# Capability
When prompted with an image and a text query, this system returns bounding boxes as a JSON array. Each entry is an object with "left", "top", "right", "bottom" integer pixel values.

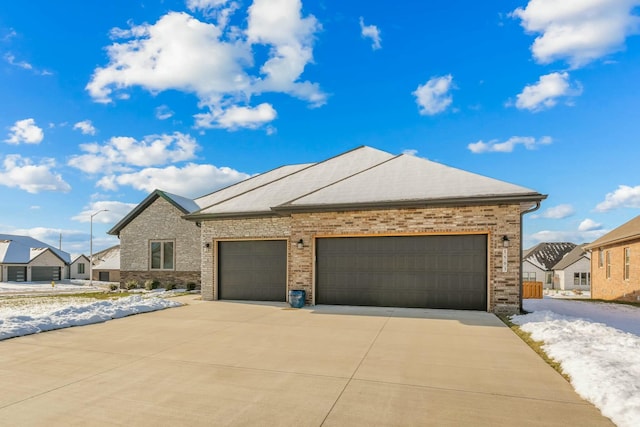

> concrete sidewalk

[{"left": 0, "top": 296, "right": 612, "bottom": 426}]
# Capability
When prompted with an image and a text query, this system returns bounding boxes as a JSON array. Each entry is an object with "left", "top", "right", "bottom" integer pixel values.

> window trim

[
  {"left": 605, "top": 250, "right": 611, "bottom": 279},
  {"left": 624, "top": 247, "right": 630, "bottom": 281},
  {"left": 149, "top": 240, "right": 175, "bottom": 271},
  {"left": 598, "top": 249, "right": 603, "bottom": 268},
  {"left": 77, "top": 263, "right": 85, "bottom": 274}
]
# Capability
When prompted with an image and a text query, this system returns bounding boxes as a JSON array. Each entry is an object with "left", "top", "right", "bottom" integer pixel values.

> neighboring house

[
  {"left": 70, "top": 255, "right": 90, "bottom": 280},
  {"left": 0, "top": 234, "right": 71, "bottom": 282},
  {"left": 109, "top": 146, "right": 546, "bottom": 314},
  {"left": 91, "top": 245, "right": 121, "bottom": 282},
  {"left": 585, "top": 215, "right": 640, "bottom": 302},
  {"left": 552, "top": 244, "right": 591, "bottom": 291},
  {"left": 522, "top": 242, "right": 576, "bottom": 288}
]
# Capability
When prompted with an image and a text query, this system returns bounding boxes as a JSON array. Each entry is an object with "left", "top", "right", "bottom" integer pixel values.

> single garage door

[
  {"left": 316, "top": 235, "right": 487, "bottom": 310},
  {"left": 7, "top": 266, "right": 27, "bottom": 282},
  {"left": 218, "top": 240, "right": 287, "bottom": 301},
  {"left": 31, "top": 266, "right": 61, "bottom": 282}
]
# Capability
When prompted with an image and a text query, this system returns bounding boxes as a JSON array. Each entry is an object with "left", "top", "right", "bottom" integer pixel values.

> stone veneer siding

[
  {"left": 119, "top": 197, "right": 202, "bottom": 287},
  {"left": 590, "top": 239, "right": 640, "bottom": 302},
  {"left": 201, "top": 204, "right": 522, "bottom": 314}
]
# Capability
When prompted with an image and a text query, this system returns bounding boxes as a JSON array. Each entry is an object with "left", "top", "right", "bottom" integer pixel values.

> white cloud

[
  {"left": 195, "top": 103, "right": 277, "bottom": 130},
  {"left": 186, "top": 0, "right": 240, "bottom": 27},
  {"left": 5, "top": 118, "right": 44, "bottom": 144},
  {"left": 73, "top": 120, "right": 97, "bottom": 135},
  {"left": 359, "top": 17, "right": 381, "bottom": 50},
  {"left": 512, "top": 0, "right": 640, "bottom": 68},
  {"left": 514, "top": 72, "right": 582, "bottom": 111},
  {"left": 155, "top": 105, "right": 174, "bottom": 120},
  {"left": 595, "top": 184, "right": 640, "bottom": 211},
  {"left": 68, "top": 132, "right": 199, "bottom": 174},
  {"left": 246, "top": 0, "right": 325, "bottom": 105},
  {"left": 532, "top": 204, "right": 576, "bottom": 219},
  {"left": 0, "top": 155, "right": 71, "bottom": 193},
  {"left": 528, "top": 228, "right": 608, "bottom": 245},
  {"left": 578, "top": 218, "right": 603, "bottom": 231},
  {"left": 413, "top": 75, "right": 454, "bottom": 116},
  {"left": 402, "top": 149, "right": 418, "bottom": 156},
  {"left": 4, "top": 53, "right": 32, "bottom": 70},
  {"left": 468, "top": 135, "right": 552, "bottom": 153},
  {"left": 87, "top": 2, "right": 324, "bottom": 130},
  {"left": 71, "top": 201, "right": 138, "bottom": 224},
  {"left": 96, "top": 163, "right": 250, "bottom": 198}
]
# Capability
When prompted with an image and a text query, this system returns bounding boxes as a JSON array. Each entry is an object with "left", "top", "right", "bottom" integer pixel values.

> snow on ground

[
  {"left": 0, "top": 293, "right": 182, "bottom": 341},
  {"left": 513, "top": 298, "right": 640, "bottom": 427},
  {"left": 0, "top": 280, "right": 110, "bottom": 295}
]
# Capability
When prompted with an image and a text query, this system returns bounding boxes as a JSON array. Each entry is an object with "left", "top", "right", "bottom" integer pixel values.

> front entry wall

[{"left": 201, "top": 204, "right": 522, "bottom": 314}]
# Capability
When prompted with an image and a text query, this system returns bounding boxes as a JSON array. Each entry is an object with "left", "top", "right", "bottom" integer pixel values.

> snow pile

[
  {"left": 0, "top": 295, "right": 181, "bottom": 340},
  {"left": 512, "top": 309, "right": 640, "bottom": 427},
  {"left": 0, "top": 280, "right": 107, "bottom": 295}
]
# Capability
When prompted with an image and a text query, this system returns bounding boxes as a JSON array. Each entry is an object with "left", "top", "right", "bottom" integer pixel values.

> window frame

[
  {"left": 523, "top": 272, "right": 536, "bottom": 281},
  {"left": 77, "top": 263, "right": 85, "bottom": 274},
  {"left": 605, "top": 250, "right": 611, "bottom": 279},
  {"left": 624, "top": 247, "right": 630, "bottom": 281},
  {"left": 149, "top": 240, "right": 175, "bottom": 271},
  {"left": 598, "top": 249, "right": 603, "bottom": 268}
]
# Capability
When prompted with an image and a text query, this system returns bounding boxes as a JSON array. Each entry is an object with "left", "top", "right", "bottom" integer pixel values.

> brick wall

[
  {"left": 119, "top": 197, "right": 201, "bottom": 286},
  {"left": 200, "top": 203, "right": 523, "bottom": 313},
  {"left": 591, "top": 239, "right": 640, "bottom": 302}
]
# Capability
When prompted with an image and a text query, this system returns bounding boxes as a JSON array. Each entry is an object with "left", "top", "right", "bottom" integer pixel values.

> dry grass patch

[{"left": 497, "top": 314, "right": 570, "bottom": 382}]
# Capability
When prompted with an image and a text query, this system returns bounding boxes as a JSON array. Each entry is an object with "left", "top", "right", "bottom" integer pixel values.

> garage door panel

[
  {"left": 316, "top": 235, "right": 487, "bottom": 310},
  {"left": 218, "top": 240, "right": 286, "bottom": 302}
]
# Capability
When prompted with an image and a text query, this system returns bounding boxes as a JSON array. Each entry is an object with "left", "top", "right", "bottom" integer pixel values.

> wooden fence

[{"left": 522, "top": 281, "right": 543, "bottom": 299}]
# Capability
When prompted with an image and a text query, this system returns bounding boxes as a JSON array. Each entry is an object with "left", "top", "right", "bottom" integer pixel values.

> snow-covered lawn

[
  {"left": 513, "top": 298, "right": 640, "bottom": 427},
  {"left": 0, "top": 279, "right": 111, "bottom": 295},
  {"left": 0, "top": 291, "right": 183, "bottom": 341}
]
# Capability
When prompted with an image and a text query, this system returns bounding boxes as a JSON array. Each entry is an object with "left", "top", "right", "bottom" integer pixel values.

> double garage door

[
  {"left": 6, "top": 266, "right": 61, "bottom": 282},
  {"left": 217, "top": 235, "right": 487, "bottom": 310}
]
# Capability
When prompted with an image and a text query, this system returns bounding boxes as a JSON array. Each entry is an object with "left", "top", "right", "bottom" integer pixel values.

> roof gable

[
  {"left": 552, "top": 244, "right": 590, "bottom": 270},
  {"left": 523, "top": 242, "right": 577, "bottom": 271},
  {"left": 280, "top": 154, "right": 542, "bottom": 210},
  {"left": 108, "top": 190, "right": 198, "bottom": 236},
  {"left": 92, "top": 245, "right": 120, "bottom": 270},
  {"left": 585, "top": 214, "right": 640, "bottom": 249}
]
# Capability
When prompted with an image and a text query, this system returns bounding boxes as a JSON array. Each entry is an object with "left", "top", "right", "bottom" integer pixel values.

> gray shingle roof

[
  {"left": 523, "top": 242, "right": 576, "bottom": 271},
  {"left": 194, "top": 163, "right": 313, "bottom": 210},
  {"left": 187, "top": 146, "right": 395, "bottom": 218},
  {"left": 0, "top": 234, "right": 71, "bottom": 264},
  {"left": 280, "top": 154, "right": 541, "bottom": 210}
]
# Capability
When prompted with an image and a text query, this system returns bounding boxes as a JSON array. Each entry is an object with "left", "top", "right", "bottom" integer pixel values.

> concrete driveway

[{"left": 0, "top": 296, "right": 612, "bottom": 426}]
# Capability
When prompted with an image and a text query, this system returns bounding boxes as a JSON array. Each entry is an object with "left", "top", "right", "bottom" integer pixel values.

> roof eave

[
  {"left": 272, "top": 193, "right": 547, "bottom": 214},
  {"left": 584, "top": 234, "right": 640, "bottom": 250},
  {"left": 184, "top": 211, "right": 283, "bottom": 221}
]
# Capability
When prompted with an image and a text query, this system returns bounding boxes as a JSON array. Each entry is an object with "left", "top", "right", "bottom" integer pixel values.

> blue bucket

[{"left": 289, "top": 290, "right": 305, "bottom": 308}]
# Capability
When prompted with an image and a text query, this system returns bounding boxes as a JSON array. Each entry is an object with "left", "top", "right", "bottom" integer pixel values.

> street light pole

[{"left": 89, "top": 209, "right": 108, "bottom": 285}]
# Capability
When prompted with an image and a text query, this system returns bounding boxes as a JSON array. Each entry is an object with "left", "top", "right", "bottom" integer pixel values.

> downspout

[{"left": 520, "top": 201, "right": 542, "bottom": 313}]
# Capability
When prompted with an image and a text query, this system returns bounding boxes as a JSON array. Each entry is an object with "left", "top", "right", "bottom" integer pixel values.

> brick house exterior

[
  {"left": 200, "top": 204, "right": 525, "bottom": 313},
  {"left": 110, "top": 191, "right": 201, "bottom": 287},
  {"left": 112, "top": 147, "right": 545, "bottom": 314},
  {"left": 585, "top": 215, "right": 640, "bottom": 302}
]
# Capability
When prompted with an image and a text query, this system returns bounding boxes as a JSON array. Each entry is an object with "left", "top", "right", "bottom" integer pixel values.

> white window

[
  {"left": 523, "top": 272, "right": 536, "bottom": 281},
  {"left": 150, "top": 240, "right": 174, "bottom": 270},
  {"left": 77, "top": 263, "right": 85, "bottom": 274}
]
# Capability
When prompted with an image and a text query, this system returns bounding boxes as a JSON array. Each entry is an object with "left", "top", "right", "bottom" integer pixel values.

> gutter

[{"left": 520, "top": 201, "right": 542, "bottom": 313}]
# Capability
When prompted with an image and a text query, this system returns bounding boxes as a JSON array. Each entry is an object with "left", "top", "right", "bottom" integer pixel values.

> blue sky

[{"left": 1, "top": 0, "right": 639, "bottom": 258}]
